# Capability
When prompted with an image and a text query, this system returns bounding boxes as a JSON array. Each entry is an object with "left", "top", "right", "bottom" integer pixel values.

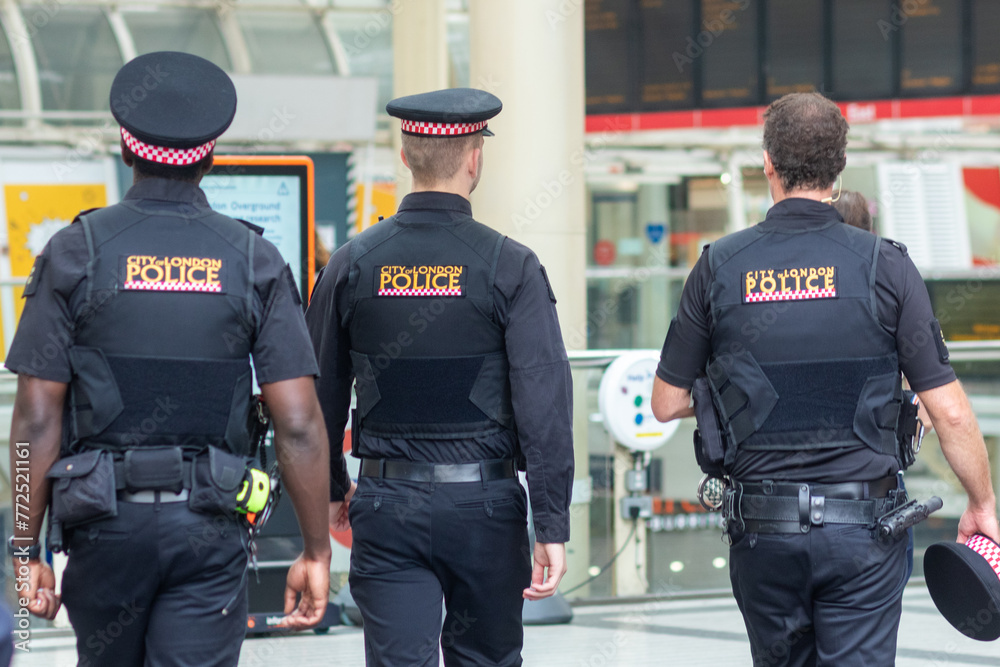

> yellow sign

[
  {"left": 354, "top": 182, "right": 396, "bottom": 235},
  {"left": 376, "top": 265, "right": 465, "bottom": 296},
  {"left": 3, "top": 184, "right": 107, "bottom": 353},
  {"left": 122, "top": 256, "right": 224, "bottom": 293},
  {"left": 743, "top": 266, "right": 837, "bottom": 303}
]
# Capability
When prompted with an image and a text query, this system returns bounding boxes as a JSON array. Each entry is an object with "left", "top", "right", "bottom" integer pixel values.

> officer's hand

[
  {"left": 15, "top": 559, "right": 60, "bottom": 620},
  {"left": 329, "top": 481, "right": 356, "bottom": 533},
  {"left": 957, "top": 503, "right": 1000, "bottom": 544},
  {"left": 523, "top": 542, "right": 567, "bottom": 601},
  {"left": 282, "top": 554, "right": 330, "bottom": 629}
]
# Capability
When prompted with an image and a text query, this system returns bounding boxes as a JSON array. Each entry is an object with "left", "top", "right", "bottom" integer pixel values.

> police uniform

[
  {"left": 5, "top": 52, "right": 318, "bottom": 666},
  {"left": 307, "top": 89, "right": 574, "bottom": 667},
  {"left": 658, "top": 198, "right": 955, "bottom": 665}
]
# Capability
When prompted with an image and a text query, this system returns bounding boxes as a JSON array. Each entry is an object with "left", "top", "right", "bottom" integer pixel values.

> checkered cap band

[
  {"left": 967, "top": 534, "right": 1000, "bottom": 581},
  {"left": 401, "top": 119, "right": 488, "bottom": 136},
  {"left": 121, "top": 128, "right": 215, "bottom": 166}
]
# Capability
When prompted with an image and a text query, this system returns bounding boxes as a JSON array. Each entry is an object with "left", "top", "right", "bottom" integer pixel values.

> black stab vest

[
  {"left": 347, "top": 211, "right": 513, "bottom": 442},
  {"left": 69, "top": 203, "right": 259, "bottom": 455},
  {"left": 705, "top": 218, "right": 902, "bottom": 468}
]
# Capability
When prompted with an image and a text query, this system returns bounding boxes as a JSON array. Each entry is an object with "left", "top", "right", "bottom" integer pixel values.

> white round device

[{"left": 597, "top": 352, "right": 679, "bottom": 452}]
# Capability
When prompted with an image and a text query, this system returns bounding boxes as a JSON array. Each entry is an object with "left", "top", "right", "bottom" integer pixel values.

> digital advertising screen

[{"left": 201, "top": 156, "right": 315, "bottom": 303}]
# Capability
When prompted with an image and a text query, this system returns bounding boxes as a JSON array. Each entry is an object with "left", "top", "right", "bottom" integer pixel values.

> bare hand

[
  {"left": 14, "top": 559, "right": 60, "bottom": 620},
  {"left": 282, "top": 554, "right": 330, "bottom": 629},
  {"left": 957, "top": 503, "right": 1000, "bottom": 545},
  {"left": 523, "top": 542, "right": 567, "bottom": 601},
  {"left": 329, "top": 481, "right": 356, "bottom": 533}
]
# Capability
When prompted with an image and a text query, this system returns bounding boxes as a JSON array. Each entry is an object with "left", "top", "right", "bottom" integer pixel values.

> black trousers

[
  {"left": 61, "top": 500, "right": 248, "bottom": 667},
  {"left": 729, "top": 524, "right": 908, "bottom": 666},
  {"left": 349, "top": 475, "right": 532, "bottom": 667}
]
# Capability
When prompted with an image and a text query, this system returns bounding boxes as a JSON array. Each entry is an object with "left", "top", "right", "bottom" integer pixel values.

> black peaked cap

[
  {"left": 387, "top": 88, "right": 501, "bottom": 136},
  {"left": 110, "top": 51, "right": 237, "bottom": 149},
  {"left": 924, "top": 534, "right": 1000, "bottom": 641}
]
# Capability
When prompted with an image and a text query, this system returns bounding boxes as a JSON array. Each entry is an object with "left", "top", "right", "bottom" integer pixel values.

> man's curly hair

[{"left": 763, "top": 93, "right": 848, "bottom": 192}]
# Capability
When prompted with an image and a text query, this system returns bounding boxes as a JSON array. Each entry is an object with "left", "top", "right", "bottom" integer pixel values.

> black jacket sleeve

[
  {"left": 495, "top": 240, "right": 574, "bottom": 544},
  {"left": 304, "top": 244, "right": 354, "bottom": 502}
]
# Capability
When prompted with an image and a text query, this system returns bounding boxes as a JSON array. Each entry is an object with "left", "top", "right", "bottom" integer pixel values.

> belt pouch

[
  {"left": 189, "top": 446, "right": 247, "bottom": 516},
  {"left": 47, "top": 449, "right": 118, "bottom": 527},
  {"left": 123, "top": 447, "right": 184, "bottom": 492}
]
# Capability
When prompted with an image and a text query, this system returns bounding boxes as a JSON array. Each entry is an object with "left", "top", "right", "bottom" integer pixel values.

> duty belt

[
  {"left": 723, "top": 476, "right": 904, "bottom": 534},
  {"left": 359, "top": 458, "right": 516, "bottom": 484}
]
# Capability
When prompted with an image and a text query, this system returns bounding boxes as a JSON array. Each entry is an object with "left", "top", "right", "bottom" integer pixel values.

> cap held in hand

[{"left": 924, "top": 533, "right": 1000, "bottom": 641}]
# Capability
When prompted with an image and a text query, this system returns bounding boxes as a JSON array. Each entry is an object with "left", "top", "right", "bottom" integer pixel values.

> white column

[
  {"left": 469, "top": 0, "right": 591, "bottom": 594},
  {"left": 468, "top": 0, "right": 587, "bottom": 352},
  {"left": 391, "top": 0, "right": 449, "bottom": 201}
]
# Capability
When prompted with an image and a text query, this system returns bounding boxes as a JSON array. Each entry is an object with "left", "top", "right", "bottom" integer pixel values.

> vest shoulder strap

[
  {"left": 869, "top": 235, "right": 881, "bottom": 318},
  {"left": 78, "top": 211, "right": 98, "bottom": 306},
  {"left": 444, "top": 219, "right": 506, "bottom": 310},
  {"left": 346, "top": 216, "right": 405, "bottom": 321}
]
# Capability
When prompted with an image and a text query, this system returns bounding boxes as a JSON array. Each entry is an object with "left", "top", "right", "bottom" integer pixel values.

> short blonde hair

[{"left": 401, "top": 133, "right": 482, "bottom": 184}]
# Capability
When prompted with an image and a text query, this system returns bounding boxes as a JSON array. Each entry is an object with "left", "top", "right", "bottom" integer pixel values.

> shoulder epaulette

[
  {"left": 236, "top": 218, "right": 265, "bottom": 236},
  {"left": 72, "top": 207, "right": 103, "bottom": 223},
  {"left": 883, "top": 238, "right": 908, "bottom": 256}
]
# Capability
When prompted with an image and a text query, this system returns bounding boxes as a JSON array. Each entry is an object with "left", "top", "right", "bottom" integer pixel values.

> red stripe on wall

[{"left": 586, "top": 95, "right": 1000, "bottom": 134}]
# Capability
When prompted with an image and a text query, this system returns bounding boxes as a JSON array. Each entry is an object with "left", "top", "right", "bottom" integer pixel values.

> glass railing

[{"left": 567, "top": 345, "right": 1000, "bottom": 599}]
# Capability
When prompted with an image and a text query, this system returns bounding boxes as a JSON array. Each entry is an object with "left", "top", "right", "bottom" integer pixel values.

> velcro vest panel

[
  {"left": 706, "top": 220, "right": 901, "bottom": 464},
  {"left": 347, "top": 212, "right": 512, "bottom": 439},
  {"left": 69, "top": 204, "right": 258, "bottom": 455}
]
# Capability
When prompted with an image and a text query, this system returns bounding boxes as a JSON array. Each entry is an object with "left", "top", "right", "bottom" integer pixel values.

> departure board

[
  {"left": 831, "top": 0, "right": 894, "bottom": 100},
  {"left": 900, "top": 0, "right": 962, "bottom": 96},
  {"left": 638, "top": 0, "right": 695, "bottom": 110},
  {"left": 765, "top": 0, "right": 822, "bottom": 100},
  {"left": 582, "top": 0, "right": 1000, "bottom": 116},
  {"left": 700, "top": 0, "right": 759, "bottom": 107},
  {"left": 972, "top": 0, "right": 1000, "bottom": 93},
  {"left": 585, "top": 0, "right": 632, "bottom": 113}
]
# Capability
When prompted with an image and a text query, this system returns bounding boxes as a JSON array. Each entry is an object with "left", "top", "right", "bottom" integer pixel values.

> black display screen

[
  {"left": 584, "top": 0, "right": 1000, "bottom": 115},
  {"left": 700, "top": 0, "right": 760, "bottom": 107},
  {"left": 765, "top": 0, "right": 823, "bottom": 100},
  {"left": 585, "top": 0, "right": 633, "bottom": 114},
  {"left": 831, "top": 0, "right": 894, "bottom": 100},
  {"left": 638, "top": 0, "right": 696, "bottom": 110},
  {"left": 972, "top": 0, "right": 1000, "bottom": 93},
  {"left": 900, "top": 0, "right": 963, "bottom": 96}
]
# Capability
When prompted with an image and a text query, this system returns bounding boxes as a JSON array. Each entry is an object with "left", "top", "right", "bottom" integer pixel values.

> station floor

[{"left": 14, "top": 584, "right": 1000, "bottom": 666}]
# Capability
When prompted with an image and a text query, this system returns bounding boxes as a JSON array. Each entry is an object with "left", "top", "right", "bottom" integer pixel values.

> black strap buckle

[{"left": 723, "top": 481, "right": 745, "bottom": 534}]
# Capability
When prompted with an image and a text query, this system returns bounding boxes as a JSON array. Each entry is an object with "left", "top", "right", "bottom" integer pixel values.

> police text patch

[
  {"left": 376, "top": 265, "right": 465, "bottom": 297},
  {"left": 121, "top": 255, "right": 225, "bottom": 293},
  {"left": 742, "top": 267, "right": 837, "bottom": 303}
]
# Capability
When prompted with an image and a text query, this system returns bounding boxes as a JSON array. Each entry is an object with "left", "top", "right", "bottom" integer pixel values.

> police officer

[
  {"left": 651, "top": 92, "right": 1000, "bottom": 665},
  {"left": 7, "top": 52, "right": 335, "bottom": 666},
  {"left": 306, "top": 88, "right": 574, "bottom": 666}
]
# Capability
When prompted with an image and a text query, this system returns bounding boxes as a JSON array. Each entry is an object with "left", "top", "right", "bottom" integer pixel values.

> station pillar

[
  {"left": 391, "top": 0, "right": 449, "bottom": 200},
  {"left": 469, "top": 1, "right": 590, "bottom": 596}
]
